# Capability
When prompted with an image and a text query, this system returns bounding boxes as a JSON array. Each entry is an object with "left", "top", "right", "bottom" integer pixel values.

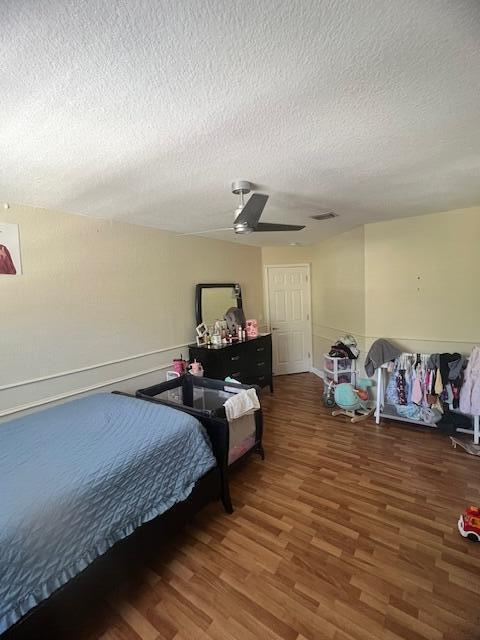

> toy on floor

[
  {"left": 332, "top": 378, "right": 374, "bottom": 423},
  {"left": 323, "top": 380, "right": 336, "bottom": 408},
  {"left": 458, "top": 506, "right": 480, "bottom": 541}
]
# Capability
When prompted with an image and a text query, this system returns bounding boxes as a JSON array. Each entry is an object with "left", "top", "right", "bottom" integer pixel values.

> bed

[{"left": 0, "top": 392, "right": 223, "bottom": 635}]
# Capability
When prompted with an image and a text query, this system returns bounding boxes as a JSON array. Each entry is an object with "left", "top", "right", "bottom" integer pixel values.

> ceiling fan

[{"left": 181, "top": 181, "right": 305, "bottom": 236}]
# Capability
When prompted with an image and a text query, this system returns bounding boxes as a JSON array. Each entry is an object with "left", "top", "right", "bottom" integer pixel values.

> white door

[{"left": 266, "top": 265, "right": 312, "bottom": 375}]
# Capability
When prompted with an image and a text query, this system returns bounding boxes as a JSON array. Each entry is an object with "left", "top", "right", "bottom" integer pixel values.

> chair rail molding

[
  {"left": 0, "top": 361, "right": 176, "bottom": 418},
  {"left": 0, "top": 342, "right": 190, "bottom": 391}
]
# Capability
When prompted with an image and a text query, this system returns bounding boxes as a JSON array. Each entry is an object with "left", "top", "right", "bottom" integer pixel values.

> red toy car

[{"left": 458, "top": 506, "right": 480, "bottom": 541}]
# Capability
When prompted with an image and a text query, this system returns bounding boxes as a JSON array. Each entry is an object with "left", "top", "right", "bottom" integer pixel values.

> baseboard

[{"left": 310, "top": 367, "right": 324, "bottom": 379}]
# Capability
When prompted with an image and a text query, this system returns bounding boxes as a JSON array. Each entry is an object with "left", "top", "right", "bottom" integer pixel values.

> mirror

[{"left": 195, "top": 283, "right": 243, "bottom": 328}]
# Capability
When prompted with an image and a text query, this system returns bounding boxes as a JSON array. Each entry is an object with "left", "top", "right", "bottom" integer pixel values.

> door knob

[{"left": 272, "top": 327, "right": 278, "bottom": 331}]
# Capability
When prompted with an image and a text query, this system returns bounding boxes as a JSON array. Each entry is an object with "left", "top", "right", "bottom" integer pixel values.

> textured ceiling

[{"left": 1, "top": 0, "right": 480, "bottom": 246}]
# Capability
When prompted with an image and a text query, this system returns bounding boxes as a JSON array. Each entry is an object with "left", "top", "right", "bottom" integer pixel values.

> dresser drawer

[
  {"left": 225, "top": 350, "right": 245, "bottom": 366},
  {"left": 248, "top": 358, "right": 269, "bottom": 375},
  {"left": 244, "top": 373, "right": 270, "bottom": 388},
  {"left": 251, "top": 343, "right": 270, "bottom": 361},
  {"left": 244, "top": 337, "right": 271, "bottom": 373}
]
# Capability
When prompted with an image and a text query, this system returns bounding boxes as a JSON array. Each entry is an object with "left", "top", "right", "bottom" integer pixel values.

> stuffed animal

[{"left": 332, "top": 379, "right": 374, "bottom": 423}]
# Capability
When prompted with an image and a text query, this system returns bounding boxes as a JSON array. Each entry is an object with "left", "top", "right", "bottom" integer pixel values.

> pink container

[
  {"left": 172, "top": 358, "right": 187, "bottom": 374},
  {"left": 246, "top": 319, "right": 258, "bottom": 338}
]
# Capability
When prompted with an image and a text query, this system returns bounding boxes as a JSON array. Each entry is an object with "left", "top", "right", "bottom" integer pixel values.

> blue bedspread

[{"left": 0, "top": 393, "right": 216, "bottom": 633}]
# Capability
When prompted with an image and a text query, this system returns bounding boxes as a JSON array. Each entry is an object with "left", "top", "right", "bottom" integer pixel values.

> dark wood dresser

[{"left": 189, "top": 333, "right": 273, "bottom": 392}]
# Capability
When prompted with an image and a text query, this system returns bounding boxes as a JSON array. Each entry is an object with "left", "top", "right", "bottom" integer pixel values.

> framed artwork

[
  {"left": 0, "top": 223, "right": 22, "bottom": 275},
  {"left": 196, "top": 335, "right": 207, "bottom": 346},
  {"left": 195, "top": 322, "right": 208, "bottom": 346},
  {"left": 195, "top": 322, "right": 208, "bottom": 337}
]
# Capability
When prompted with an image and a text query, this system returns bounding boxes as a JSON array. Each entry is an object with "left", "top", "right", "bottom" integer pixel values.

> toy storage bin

[
  {"left": 324, "top": 370, "right": 354, "bottom": 385},
  {"left": 323, "top": 354, "right": 356, "bottom": 386},
  {"left": 324, "top": 355, "right": 352, "bottom": 372}
]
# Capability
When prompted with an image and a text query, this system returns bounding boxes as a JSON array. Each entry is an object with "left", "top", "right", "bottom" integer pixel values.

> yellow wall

[
  {"left": 262, "top": 230, "right": 366, "bottom": 370},
  {"left": 364, "top": 206, "right": 480, "bottom": 356},
  {"left": 262, "top": 207, "right": 480, "bottom": 376},
  {"left": 0, "top": 205, "right": 263, "bottom": 417},
  {"left": 261, "top": 245, "right": 313, "bottom": 265},
  {"left": 3, "top": 204, "right": 478, "bottom": 418},
  {"left": 311, "top": 226, "right": 366, "bottom": 370}
]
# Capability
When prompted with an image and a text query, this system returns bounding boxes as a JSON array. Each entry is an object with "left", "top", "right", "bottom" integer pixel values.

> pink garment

[
  {"left": 460, "top": 346, "right": 480, "bottom": 415},
  {"left": 412, "top": 372, "right": 423, "bottom": 405}
]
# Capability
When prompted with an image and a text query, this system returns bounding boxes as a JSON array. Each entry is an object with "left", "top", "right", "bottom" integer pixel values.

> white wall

[{"left": 0, "top": 205, "right": 263, "bottom": 418}]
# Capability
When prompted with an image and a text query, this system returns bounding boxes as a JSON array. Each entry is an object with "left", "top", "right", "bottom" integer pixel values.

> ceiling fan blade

[
  {"left": 235, "top": 193, "right": 269, "bottom": 226},
  {"left": 254, "top": 222, "right": 305, "bottom": 232},
  {"left": 176, "top": 227, "right": 233, "bottom": 236}
]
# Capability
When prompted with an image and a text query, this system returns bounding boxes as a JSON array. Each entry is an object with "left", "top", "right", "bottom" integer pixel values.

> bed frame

[{"left": 1, "top": 392, "right": 230, "bottom": 640}]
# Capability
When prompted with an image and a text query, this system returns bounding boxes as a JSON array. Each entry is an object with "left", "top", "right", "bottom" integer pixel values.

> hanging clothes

[
  {"left": 428, "top": 353, "right": 466, "bottom": 406},
  {"left": 411, "top": 369, "right": 423, "bottom": 405},
  {"left": 460, "top": 346, "right": 480, "bottom": 415},
  {"left": 451, "top": 380, "right": 462, "bottom": 409},
  {"left": 434, "top": 369, "right": 443, "bottom": 395},
  {"left": 424, "top": 369, "right": 431, "bottom": 405},
  {"left": 396, "top": 370, "right": 408, "bottom": 405},
  {"left": 383, "top": 351, "right": 470, "bottom": 420},
  {"left": 365, "top": 339, "right": 402, "bottom": 377}
]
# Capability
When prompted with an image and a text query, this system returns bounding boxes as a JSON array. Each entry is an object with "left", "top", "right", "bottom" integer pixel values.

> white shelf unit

[
  {"left": 375, "top": 363, "right": 480, "bottom": 444},
  {"left": 323, "top": 354, "right": 357, "bottom": 386}
]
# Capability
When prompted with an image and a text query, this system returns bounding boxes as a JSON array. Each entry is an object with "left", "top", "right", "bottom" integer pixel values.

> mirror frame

[{"left": 195, "top": 283, "right": 243, "bottom": 326}]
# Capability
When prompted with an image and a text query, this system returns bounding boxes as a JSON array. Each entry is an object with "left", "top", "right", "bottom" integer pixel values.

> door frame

[{"left": 263, "top": 263, "right": 313, "bottom": 375}]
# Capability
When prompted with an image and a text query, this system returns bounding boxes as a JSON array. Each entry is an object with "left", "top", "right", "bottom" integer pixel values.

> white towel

[{"left": 224, "top": 388, "right": 260, "bottom": 421}]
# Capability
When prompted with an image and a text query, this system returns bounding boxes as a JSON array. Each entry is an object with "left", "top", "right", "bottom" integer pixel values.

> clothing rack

[{"left": 374, "top": 355, "right": 480, "bottom": 444}]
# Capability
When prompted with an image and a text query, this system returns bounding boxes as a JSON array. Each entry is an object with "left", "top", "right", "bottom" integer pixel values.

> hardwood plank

[{"left": 11, "top": 373, "right": 480, "bottom": 640}]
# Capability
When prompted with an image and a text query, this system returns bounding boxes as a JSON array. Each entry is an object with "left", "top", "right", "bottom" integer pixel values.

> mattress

[{"left": 0, "top": 393, "right": 216, "bottom": 633}]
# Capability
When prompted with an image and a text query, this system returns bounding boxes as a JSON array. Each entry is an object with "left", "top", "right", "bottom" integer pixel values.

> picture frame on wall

[{"left": 0, "top": 223, "right": 22, "bottom": 275}]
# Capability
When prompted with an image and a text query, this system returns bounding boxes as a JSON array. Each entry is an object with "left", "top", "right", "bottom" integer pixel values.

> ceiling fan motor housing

[{"left": 231, "top": 180, "right": 252, "bottom": 195}]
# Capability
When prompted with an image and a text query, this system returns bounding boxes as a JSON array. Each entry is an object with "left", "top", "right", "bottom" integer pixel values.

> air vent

[{"left": 310, "top": 212, "right": 337, "bottom": 221}]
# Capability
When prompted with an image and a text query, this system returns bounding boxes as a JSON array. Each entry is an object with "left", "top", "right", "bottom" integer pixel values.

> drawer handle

[
  {"left": 231, "top": 355, "right": 240, "bottom": 361},
  {"left": 257, "top": 361, "right": 265, "bottom": 367},
  {"left": 256, "top": 347, "right": 265, "bottom": 352}
]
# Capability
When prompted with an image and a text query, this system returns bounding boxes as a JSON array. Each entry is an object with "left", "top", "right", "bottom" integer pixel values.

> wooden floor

[{"left": 13, "top": 374, "right": 480, "bottom": 639}]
